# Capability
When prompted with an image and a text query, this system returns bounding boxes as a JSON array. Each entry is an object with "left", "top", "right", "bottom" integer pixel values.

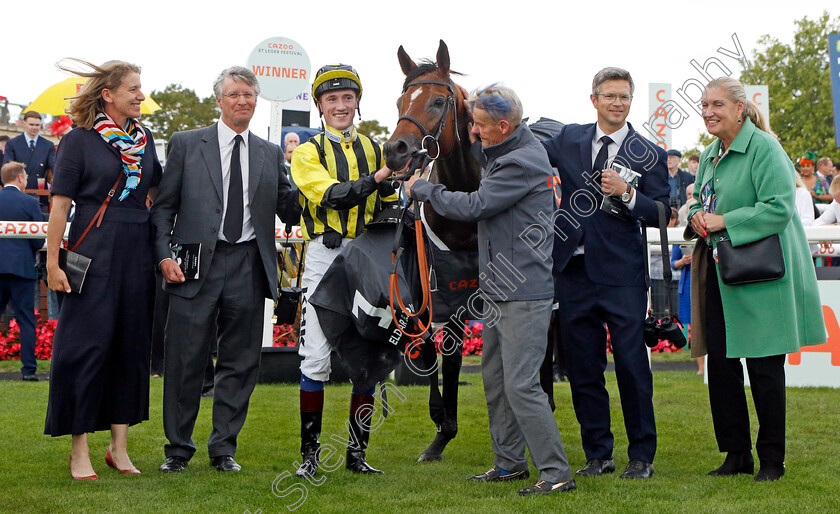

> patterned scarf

[{"left": 93, "top": 112, "right": 146, "bottom": 201}]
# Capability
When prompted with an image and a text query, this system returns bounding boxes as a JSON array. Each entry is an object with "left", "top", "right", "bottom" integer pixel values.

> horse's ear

[
  {"left": 397, "top": 45, "right": 416, "bottom": 76},
  {"left": 436, "top": 40, "right": 450, "bottom": 75}
]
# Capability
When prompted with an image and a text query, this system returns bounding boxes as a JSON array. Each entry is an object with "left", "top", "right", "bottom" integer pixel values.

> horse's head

[{"left": 383, "top": 40, "right": 469, "bottom": 171}]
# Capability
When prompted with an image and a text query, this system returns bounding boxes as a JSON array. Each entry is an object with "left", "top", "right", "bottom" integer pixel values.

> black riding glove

[{"left": 322, "top": 230, "right": 343, "bottom": 249}]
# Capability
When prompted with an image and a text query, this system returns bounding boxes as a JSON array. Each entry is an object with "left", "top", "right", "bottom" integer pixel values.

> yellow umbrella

[{"left": 23, "top": 77, "right": 161, "bottom": 116}]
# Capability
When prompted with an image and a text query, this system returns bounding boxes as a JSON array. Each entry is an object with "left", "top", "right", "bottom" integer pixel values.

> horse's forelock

[{"left": 402, "top": 59, "right": 462, "bottom": 92}]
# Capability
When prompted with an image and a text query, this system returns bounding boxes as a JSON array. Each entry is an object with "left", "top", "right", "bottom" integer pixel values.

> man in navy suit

[
  {"left": 542, "top": 67, "right": 670, "bottom": 479},
  {"left": 0, "top": 162, "right": 45, "bottom": 380},
  {"left": 2, "top": 111, "right": 56, "bottom": 212}
]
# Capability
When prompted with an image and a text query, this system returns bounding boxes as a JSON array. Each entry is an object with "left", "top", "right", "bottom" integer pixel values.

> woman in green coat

[{"left": 686, "top": 77, "right": 824, "bottom": 482}]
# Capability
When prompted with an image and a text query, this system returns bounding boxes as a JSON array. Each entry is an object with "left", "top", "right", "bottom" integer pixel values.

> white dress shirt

[
  {"left": 217, "top": 120, "right": 255, "bottom": 243},
  {"left": 592, "top": 123, "right": 636, "bottom": 209},
  {"left": 575, "top": 122, "right": 637, "bottom": 255}
]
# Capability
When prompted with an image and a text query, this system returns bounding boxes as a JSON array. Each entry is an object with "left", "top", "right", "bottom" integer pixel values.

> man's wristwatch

[{"left": 620, "top": 183, "right": 632, "bottom": 203}]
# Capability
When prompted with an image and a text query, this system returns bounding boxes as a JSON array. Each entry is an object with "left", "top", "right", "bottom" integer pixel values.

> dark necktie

[
  {"left": 29, "top": 139, "right": 35, "bottom": 151},
  {"left": 593, "top": 135, "right": 613, "bottom": 171},
  {"left": 580, "top": 135, "right": 614, "bottom": 247},
  {"left": 224, "top": 134, "right": 244, "bottom": 243}
]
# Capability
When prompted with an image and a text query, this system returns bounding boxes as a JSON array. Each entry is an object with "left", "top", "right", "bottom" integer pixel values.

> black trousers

[{"left": 705, "top": 250, "right": 786, "bottom": 463}]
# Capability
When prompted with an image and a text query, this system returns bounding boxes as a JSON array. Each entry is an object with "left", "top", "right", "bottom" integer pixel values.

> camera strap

[
  {"left": 643, "top": 202, "right": 675, "bottom": 317},
  {"left": 281, "top": 227, "right": 306, "bottom": 289},
  {"left": 656, "top": 201, "right": 674, "bottom": 317}
]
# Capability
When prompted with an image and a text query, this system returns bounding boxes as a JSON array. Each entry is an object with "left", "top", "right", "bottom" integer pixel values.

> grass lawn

[
  {"left": 3, "top": 367, "right": 839, "bottom": 513},
  {"left": 0, "top": 358, "right": 52, "bottom": 374}
]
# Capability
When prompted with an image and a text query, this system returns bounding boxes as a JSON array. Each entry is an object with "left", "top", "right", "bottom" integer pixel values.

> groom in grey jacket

[
  {"left": 405, "top": 84, "right": 573, "bottom": 496},
  {"left": 151, "top": 66, "right": 299, "bottom": 473}
]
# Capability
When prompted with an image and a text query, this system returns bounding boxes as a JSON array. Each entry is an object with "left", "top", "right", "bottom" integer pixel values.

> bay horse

[{"left": 383, "top": 40, "right": 483, "bottom": 461}]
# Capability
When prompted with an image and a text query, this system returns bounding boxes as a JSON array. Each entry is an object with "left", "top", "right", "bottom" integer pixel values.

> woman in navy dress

[{"left": 44, "top": 59, "right": 161, "bottom": 480}]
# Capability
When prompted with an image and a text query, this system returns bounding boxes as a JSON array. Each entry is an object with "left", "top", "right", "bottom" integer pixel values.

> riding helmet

[{"left": 312, "top": 64, "right": 363, "bottom": 101}]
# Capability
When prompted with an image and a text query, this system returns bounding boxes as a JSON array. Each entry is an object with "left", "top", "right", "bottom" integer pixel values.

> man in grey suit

[
  {"left": 151, "top": 66, "right": 299, "bottom": 473},
  {"left": 405, "top": 85, "right": 574, "bottom": 496}
]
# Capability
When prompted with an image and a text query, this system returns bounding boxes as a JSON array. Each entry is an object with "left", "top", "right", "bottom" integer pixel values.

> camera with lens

[{"left": 644, "top": 311, "right": 687, "bottom": 349}]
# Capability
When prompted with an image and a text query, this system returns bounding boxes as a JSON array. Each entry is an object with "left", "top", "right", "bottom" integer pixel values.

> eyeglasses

[
  {"left": 223, "top": 92, "right": 256, "bottom": 100},
  {"left": 597, "top": 93, "right": 633, "bottom": 104}
]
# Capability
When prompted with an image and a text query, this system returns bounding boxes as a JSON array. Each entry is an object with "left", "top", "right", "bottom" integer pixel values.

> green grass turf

[
  {"left": 0, "top": 358, "right": 52, "bottom": 374},
  {"left": 2, "top": 369, "right": 839, "bottom": 513}
]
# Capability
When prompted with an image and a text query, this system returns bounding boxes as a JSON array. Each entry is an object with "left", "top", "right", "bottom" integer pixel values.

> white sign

[
  {"left": 284, "top": 90, "right": 313, "bottom": 112},
  {"left": 247, "top": 37, "right": 311, "bottom": 102},
  {"left": 645, "top": 83, "right": 672, "bottom": 151},
  {"left": 744, "top": 84, "right": 770, "bottom": 126}
]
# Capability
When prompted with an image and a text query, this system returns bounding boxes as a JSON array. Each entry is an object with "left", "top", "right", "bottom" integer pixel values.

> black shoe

[
  {"left": 201, "top": 387, "right": 214, "bottom": 398},
  {"left": 21, "top": 374, "right": 39, "bottom": 382},
  {"left": 552, "top": 371, "right": 567, "bottom": 383},
  {"left": 575, "top": 458, "right": 615, "bottom": 476},
  {"left": 754, "top": 462, "right": 785, "bottom": 482},
  {"left": 708, "top": 452, "right": 754, "bottom": 476},
  {"left": 467, "top": 466, "right": 530, "bottom": 482},
  {"left": 346, "top": 450, "right": 383, "bottom": 474},
  {"left": 518, "top": 479, "right": 576, "bottom": 496},
  {"left": 159, "top": 456, "right": 189, "bottom": 473},
  {"left": 210, "top": 455, "right": 241, "bottom": 472},
  {"left": 620, "top": 459, "right": 654, "bottom": 479},
  {"left": 296, "top": 446, "right": 319, "bottom": 477}
]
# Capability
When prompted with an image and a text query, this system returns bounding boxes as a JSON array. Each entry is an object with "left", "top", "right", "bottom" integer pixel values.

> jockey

[{"left": 291, "top": 63, "right": 399, "bottom": 477}]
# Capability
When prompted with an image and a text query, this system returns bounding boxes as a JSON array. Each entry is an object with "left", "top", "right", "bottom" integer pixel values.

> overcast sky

[{"left": 2, "top": 0, "right": 832, "bottom": 152}]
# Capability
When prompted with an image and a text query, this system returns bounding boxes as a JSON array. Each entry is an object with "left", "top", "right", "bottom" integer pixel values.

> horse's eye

[{"left": 434, "top": 97, "right": 446, "bottom": 108}]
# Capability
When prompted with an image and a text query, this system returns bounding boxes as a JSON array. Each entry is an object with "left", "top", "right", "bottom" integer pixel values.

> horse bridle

[
  {"left": 388, "top": 79, "right": 463, "bottom": 340},
  {"left": 396, "top": 79, "right": 461, "bottom": 165}
]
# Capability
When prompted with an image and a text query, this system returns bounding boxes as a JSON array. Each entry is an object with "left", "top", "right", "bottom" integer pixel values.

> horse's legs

[{"left": 418, "top": 319, "right": 463, "bottom": 461}]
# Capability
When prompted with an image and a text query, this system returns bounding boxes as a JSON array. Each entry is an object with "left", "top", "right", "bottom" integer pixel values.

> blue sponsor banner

[{"left": 830, "top": 33, "right": 840, "bottom": 148}]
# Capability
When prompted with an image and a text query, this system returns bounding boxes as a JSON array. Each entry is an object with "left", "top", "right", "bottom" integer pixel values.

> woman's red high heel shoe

[
  {"left": 69, "top": 456, "right": 98, "bottom": 481},
  {"left": 105, "top": 448, "right": 141, "bottom": 475}
]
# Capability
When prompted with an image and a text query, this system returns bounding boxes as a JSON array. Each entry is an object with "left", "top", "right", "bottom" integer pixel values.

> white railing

[
  {"left": 4, "top": 221, "right": 840, "bottom": 246},
  {"left": 0, "top": 220, "right": 306, "bottom": 245}
]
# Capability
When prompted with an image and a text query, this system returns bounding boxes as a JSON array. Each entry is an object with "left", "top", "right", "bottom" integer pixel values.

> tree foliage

[
  {"left": 740, "top": 11, "right": 840, "bottom": 162},
  {"left": 144, "top": 84, "right": 219, "bottom": 141},
  {"left": 357, "top": 119, "right": 390, "bottom": 144},
  {"left": 681, "top": 132, "right": 716, "bottom": 164}
]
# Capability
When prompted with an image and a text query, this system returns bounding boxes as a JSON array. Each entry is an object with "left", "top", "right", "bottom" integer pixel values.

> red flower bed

[
  {"left": 272, "top": 324, "right": 298, "bottom": 347},
  {"left": 431, "top": 320, "right": 483, "bottom": 356},
  {"left": 0, "top": 310, "right": 55, "bottom": 361}
]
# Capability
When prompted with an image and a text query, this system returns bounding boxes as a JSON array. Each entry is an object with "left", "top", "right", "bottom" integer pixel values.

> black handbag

[
  {"left": 716, "top": 234, "right": 785, "bottom": 285},
  {"left": 275, "top": 228, "right": 306, "bottom": 325}
]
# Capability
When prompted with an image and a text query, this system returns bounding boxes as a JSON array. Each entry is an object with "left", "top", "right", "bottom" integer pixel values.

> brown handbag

[{"left": 58, "top": 174, "right": 123, "bottom": 293}]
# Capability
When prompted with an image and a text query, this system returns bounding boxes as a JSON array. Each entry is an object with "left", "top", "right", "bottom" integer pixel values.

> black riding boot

[
  {"left": 296, "top": 390, "right": 324, "bottom": 477},
  {"left": 346, "top": 392, "right": 383, "bottom": 474}
]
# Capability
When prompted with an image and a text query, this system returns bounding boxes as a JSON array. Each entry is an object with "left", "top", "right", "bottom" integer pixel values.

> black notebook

[
  {"left": 58, "top": 248, "right": 91, "bottom": 294},
  {"left": 171, "top": 243, "right": 201, "bottom": 280}
]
